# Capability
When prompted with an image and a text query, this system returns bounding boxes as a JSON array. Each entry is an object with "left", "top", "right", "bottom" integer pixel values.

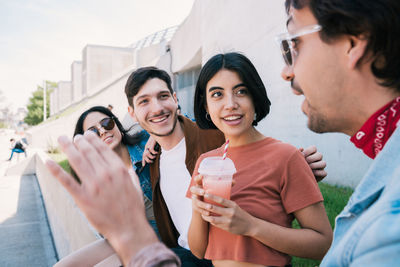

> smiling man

[
  {"left": 126, "top": 66, "right": 224, "bottom": 267},
  {"left": 279, "top": 0, "right": 400, "bottom": 265}
]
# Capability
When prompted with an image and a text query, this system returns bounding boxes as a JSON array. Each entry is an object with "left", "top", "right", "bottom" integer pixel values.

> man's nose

[
  {"left": 150, "top": 99, "right": 164, "bottom": 113},
  {"left": 281, "top": 64, "right": 294, "bottom": 81}
]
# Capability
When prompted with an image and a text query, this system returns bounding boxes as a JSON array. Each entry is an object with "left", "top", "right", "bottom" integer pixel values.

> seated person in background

[
  {"left": 187, "top": 53, "right": 332, "bottom": 267},
  {"left": 54, "top": 106, "right": 156, "bottom": 267},
  {"left": 7, "top": 138, "right": 27, "bottom": 161}
]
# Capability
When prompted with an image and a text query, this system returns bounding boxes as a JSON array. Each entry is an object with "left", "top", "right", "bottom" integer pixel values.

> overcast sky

[{"left": 0, "top": 0, "right": 194, "bottom": 112}]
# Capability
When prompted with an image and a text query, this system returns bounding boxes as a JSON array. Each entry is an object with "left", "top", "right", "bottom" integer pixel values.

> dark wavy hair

[
  {"left": 71, "top": 106, "right": 143, "bottom": 182},
  {"left": 125, "top": 66, "right": 174, "bottom": 108},
  {"left": 194, "top": 52, "right": 271, "bottom": 129},
  {"left": 73, "top": 105, "right": 141, "bottom": 146},
  {"left": 285, "top": 0, "right": 400, "bottom": 92}
]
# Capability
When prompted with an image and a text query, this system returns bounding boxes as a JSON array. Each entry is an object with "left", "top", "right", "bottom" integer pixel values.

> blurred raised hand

[{"left": 46, "top": 132, "right": 158, "bottom": 266}]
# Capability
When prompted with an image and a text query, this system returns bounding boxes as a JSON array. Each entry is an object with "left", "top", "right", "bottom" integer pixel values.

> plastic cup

[{"left": 198, "top": 156, "right": 236, "bottom": 206}]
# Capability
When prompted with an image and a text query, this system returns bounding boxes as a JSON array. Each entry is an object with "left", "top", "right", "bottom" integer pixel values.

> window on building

[{"left": 174, "top": 67, "right": 201, "bottom": 120}]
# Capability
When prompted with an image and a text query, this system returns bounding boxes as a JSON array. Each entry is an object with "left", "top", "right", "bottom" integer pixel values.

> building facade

[{"left": 41, "top": 0, "right": 371, "bottom": 187}]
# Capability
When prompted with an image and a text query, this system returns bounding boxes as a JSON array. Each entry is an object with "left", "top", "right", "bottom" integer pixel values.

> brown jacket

[{"left": 149, "top": 116, "right": 225, "bottom": 248}]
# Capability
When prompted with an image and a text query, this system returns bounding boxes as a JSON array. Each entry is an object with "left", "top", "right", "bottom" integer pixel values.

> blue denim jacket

[
  {"left": 321, "top": 127, "right": 400, "bottom": 266},
  {"left": 126, "top": 131, "right": 160, "bottom": 237},
  {"left": 127, "top": 131, "right": 152, "bottom": 201}
]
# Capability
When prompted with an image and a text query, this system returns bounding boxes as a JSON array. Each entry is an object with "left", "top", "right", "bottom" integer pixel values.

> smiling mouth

[
  {"left": 103, "top": 136, "right": 113, "bottom": 143},
  {"left": 223, "top": 115, "right": 242, "bottom": 121},
  {"left": 149, "top": 113, "right": 170, "bottom": 123}
]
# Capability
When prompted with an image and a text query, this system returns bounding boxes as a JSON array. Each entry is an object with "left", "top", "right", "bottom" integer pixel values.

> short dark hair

[
  {"left": 194, "top": 52, "right": 271, "bottom": 129},
  {"left": 125, "top": 66, "right": 173, "bottom": 107},
  {"left": 285, "top": 0, "right": 400, "bottom": 92},
  {"left": 73, "top": 105, "right": 141, "bottom": 146}
]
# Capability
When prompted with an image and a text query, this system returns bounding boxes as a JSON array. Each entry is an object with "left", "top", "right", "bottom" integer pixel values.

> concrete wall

[
  {"left": 34, "top": 151, "right": 98, "bottom": 258},
  {"left": 27, "top": 67, "right": 136, "bottom": 150},
  {"left": 27, "top": 42, "right": 163, "bottom": 150},
  {"left": 37, "top": 0, "right": 371, "bottom": 189},
  {"left": 71, "top": 61, "right": 83, "bottom": 102},
  {"left": 50, "top": 87, "right": 61, "bottom": 116},
  {"left": 50, "top": 89, "right": 57, "bottom": 116},
  {"left": 57, "top": 81, "right": 73, "bottom": 111},
  {"left": 5, "top": 151, "right": 98, "bottom": 258},
  {"left": 136, "top": 43, "right": 163, "bottom": 67},
  {"left": 166, "top": 0, "right": 372, "bottom": 188},
  {"left": 82, "top": 45, "right": 135, "bottom": 97}
]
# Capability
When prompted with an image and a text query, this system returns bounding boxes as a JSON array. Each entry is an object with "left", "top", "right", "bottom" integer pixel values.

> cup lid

[{"left": 198, "top": 156, "right": 236, "bottom": 176}]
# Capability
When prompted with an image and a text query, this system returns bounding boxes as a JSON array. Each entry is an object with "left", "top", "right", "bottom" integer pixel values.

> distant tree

[{"left": 24, "top": 81, "right": 56, "bottom": 125}]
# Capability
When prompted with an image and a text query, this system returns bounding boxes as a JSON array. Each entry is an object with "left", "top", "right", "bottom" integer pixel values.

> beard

[
  {"left": 302, "top": 98, "right": 332, "bottom": 134},
  {"left": 146, "top": 110, "right": 179, "bottom": 137},
  {"left": 307, "top": 112, "right": 329, "bottom": 133},
  {"left": 306, "top": 106, "right": 343, "bottom": 134}
]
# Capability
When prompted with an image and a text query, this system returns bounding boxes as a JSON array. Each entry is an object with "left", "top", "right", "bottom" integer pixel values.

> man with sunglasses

[{"left": 279, "top": 0, "right": 400, "bottom": 265}]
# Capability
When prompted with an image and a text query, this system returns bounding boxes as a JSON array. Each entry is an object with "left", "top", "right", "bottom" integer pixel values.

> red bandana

[{"left": 350, "top": 97, "right": 400, "bottom": 159}]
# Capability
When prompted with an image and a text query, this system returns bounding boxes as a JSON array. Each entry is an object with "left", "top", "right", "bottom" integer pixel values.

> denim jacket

[
  {"left": 321, "top": 127, "right": 400, "bottom": 266},
  {"left": 127, "top": 131, "right": 152, "bottom": 201},
  {"left": 126, "top": 131, "right": 160, "bottom": 237}
]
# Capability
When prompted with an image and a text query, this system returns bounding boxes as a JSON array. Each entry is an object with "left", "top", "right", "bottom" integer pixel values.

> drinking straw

[{"left": 222, "top": 139, "right": 230, "bottom": 160}]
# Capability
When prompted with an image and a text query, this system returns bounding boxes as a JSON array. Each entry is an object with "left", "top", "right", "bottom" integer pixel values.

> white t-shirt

[{"left": 159, "top": 137, "right": 192, "bottom": 249}]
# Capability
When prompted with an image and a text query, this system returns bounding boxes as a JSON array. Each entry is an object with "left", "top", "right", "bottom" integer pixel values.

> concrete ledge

[
  {"left": 16, "top": 151, "right": 99, "bottom": 259},
  {"left": 5, "top": 155, "right": 36, "bottom": 176}
]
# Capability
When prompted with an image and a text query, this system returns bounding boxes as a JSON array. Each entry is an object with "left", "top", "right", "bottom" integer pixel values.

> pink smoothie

[
  {"left": 203, "top": 176, "right": 232, "bottom": 206},
  {"left": 198, "top": 156, "right": 236, "bottom": 207}
]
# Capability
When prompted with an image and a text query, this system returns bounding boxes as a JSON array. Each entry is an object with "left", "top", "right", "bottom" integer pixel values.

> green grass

[
  {"left": 48, "top": 153, "right": 71, "bottom": 173},
  {"left": 291, "top": 183, "right": 354, "bottom": 267}
]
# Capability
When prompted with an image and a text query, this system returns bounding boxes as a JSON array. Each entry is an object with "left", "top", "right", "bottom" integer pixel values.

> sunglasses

[
  {"left": 86, "top": 117, "right": 115, "bottom": 136},
  {"left": 275, "top": 24, "right": 322, "bottom": 66}
]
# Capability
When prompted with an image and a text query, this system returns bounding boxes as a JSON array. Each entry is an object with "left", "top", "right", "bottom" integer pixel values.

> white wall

[
  {"left": 167, "top": 0, "right": 372, "bottom": 187},
  {"left": 82, "top": 45, "right": 135, "bottom": 97},
  {"left": 50, "top": 90, "right": 57, "bottom": 116},
  {"left": 28, "top": 67, "right": 136, "bottom": 150},
  {"left": 71, "top": 61, "right": 83, "bottom": 102},
  {"left": 35, "top": 152, "right": 98, "bottom": 258},
  {"left": 39, "top": 0, "right": 371, "bottom": 188},
  {"left": 57, "top": 81, "right": 72, "bottom": 111}
]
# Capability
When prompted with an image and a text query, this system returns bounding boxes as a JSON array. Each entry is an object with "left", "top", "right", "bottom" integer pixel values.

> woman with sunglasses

[
  {"left": 187, "top": 53, "right": 332, "bottom": 267},
  {"left": 55, "top": 106, "right": 156, "bottom": 267}
]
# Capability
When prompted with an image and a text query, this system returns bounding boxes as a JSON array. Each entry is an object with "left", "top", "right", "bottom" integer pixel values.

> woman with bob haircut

[
  {"left": 55, "top": 105, "right": 157, "bottom": 267},
  {"left": 187, "top": 52, "right": 332, "bottom": 267}
]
